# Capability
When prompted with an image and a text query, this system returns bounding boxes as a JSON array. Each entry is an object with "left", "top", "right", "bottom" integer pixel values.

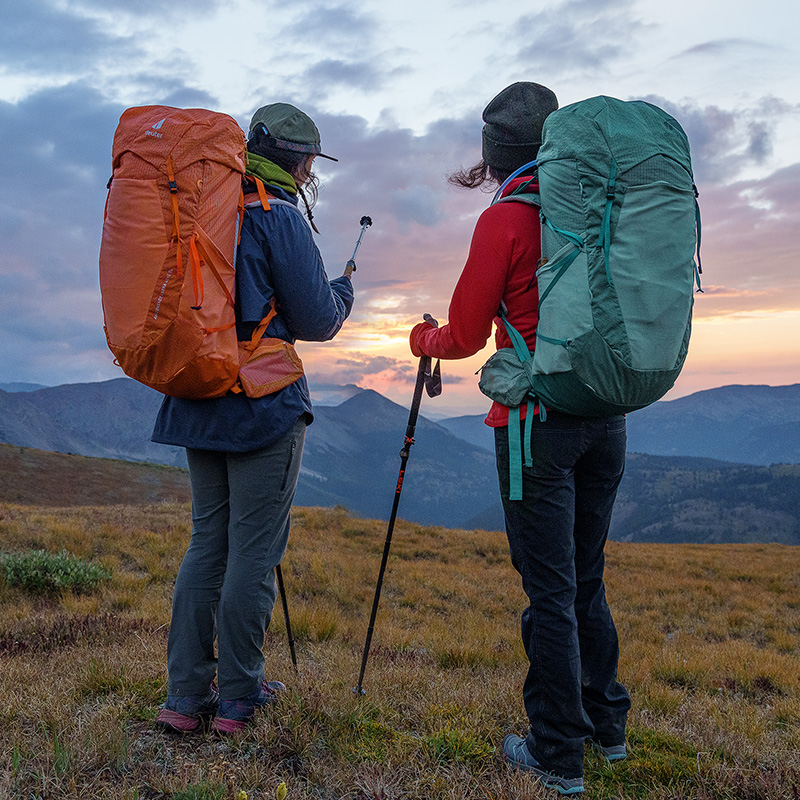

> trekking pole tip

[{"left": 352, "top": 685, "right": 367, "bottom": 696}]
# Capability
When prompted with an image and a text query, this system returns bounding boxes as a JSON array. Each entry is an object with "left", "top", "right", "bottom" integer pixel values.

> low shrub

[{"left": 0, "top": 548, "right": 111, "bottom": 595}]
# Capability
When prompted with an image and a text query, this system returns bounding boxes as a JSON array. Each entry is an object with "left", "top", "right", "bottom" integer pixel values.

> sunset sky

[{"left": 1, "top": 0, "right": 798, "bottom": 415}]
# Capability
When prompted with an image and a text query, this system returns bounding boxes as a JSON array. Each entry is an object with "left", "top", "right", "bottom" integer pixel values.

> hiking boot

[
  {"left": 155, "top": 684, "right": 219, "bottom": 733},
  {"left": 211, "top": 680, "right": 286, "bottom": 734},
  {"left": 502, "top": 734, "right": 585, "bottom": 795},
  {"left": 590, "top": 739, "right": 627, "bottom": 761}
]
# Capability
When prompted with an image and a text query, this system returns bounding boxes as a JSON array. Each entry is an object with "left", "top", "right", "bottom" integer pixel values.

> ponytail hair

[{"left": 448, "top": 159, "right": 512, "bottom": 191}]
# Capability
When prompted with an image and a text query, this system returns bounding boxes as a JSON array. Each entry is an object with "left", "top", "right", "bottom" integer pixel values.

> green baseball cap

[{"left": 249, "top": 102, "right": 338, "bottom": 162}]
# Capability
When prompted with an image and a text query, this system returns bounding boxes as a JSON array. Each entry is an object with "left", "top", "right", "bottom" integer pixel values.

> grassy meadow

[{"left": 1, "top": 500, "right": 800, "bottom": 799}]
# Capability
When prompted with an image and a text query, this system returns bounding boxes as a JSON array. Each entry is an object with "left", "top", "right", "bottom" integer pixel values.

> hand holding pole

[{"left": 422, "top": 314, "right": 442, "bottom": 397}]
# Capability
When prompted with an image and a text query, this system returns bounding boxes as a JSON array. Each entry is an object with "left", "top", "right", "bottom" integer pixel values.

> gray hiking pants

[{"left": 166, "top": 418, "right": 306, "bottom": 700}]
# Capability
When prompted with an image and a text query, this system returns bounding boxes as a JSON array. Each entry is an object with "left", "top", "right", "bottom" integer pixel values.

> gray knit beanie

[{"left": 482, "top": 82, "right": 559, "bottom": 172}]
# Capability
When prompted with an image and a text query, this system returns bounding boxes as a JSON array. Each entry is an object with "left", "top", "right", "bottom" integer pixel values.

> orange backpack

[{"left": 100, "top": 106, "right": 303, "bottom": 399}]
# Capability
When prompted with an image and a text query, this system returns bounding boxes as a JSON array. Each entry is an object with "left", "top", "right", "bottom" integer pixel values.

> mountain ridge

[
  {"left": 1, "top": 379, "right": 799, "bottom": 540},
  {"left": 438, "top": 384, "right": 800, "bottom": 466}
]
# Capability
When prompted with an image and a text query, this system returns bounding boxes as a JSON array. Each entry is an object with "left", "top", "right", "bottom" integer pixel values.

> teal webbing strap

[
  {"left": 538, "top": 216, "right": 583, "bottom": 309},
  {"left": 598, "top": 160, "right": 618, "bottom": 286},
  {"left": 498, "top": 309, "right": 532, "bottom": 362},
  {"left": 536, "top": 332, "right": 569, "bottom": 346},
  {"left": 510, "top": 178, "right": 537, "bottom": 196},
  {"left": 496, "top": 316, "right": 536, "bottom": 496},
  {"left": 537, "top": 248, "right": 581, "bottom": 307},
  {"left": 523, "top": 400, "right": 534, "bottom": 468},
  {"left": 543, "top": 215, "right": 583, "bottom": 249},
  {"left": 508, "top": 406, "right": 523, "bottom": 501}
]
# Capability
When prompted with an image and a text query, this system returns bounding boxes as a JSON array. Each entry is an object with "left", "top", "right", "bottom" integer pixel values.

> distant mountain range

[
  {"left": 1, "top": 379, "right": 799, "bottom": 542},
  {"left": 0, "top": 382, "right": 49, "bottom": 393},
  {"left": 438, "top": 384, "right": 800, "bottom": 466},
  {"left": 466, "top": 454, "right": 800, "bottom": 544},
  {"left": 0, "top": 379, "right": 185, "bottom": 467},
  {"left": 300, "top": 390, "right": 496, "bottom": 526}
]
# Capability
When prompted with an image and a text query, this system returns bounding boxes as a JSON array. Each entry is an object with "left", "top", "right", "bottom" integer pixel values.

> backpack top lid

[
  {"left": 537, "top": 95, "right": 693, "bottom": 179},
  {"left": 111, "top": 105, "right": 246, "bottom": 175}
]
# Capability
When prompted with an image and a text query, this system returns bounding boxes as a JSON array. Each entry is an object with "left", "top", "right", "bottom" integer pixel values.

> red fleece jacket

[{"left": 410, "top": 179, "right": 541, "bottom": 426}]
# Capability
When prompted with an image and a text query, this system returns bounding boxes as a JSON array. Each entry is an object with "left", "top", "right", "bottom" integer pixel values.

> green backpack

[{"left": 478, "top": 95, "right": 701, "bottom": 499}]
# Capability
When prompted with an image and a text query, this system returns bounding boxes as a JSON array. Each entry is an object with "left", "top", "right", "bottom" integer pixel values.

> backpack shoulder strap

[
  {"left": 496, "top": 191, "right": 541, "bottom": 207},
  {"left": 242, "top": 176, "right": 304, "bottom": 217},
  {"left": 242, "top": 176, "right": 273, "bottom": 210},
  {"left": 493, "top": 175, "right": 541, "bottom": 208}
]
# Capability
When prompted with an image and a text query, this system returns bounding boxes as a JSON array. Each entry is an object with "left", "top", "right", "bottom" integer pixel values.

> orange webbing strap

[
  {"left": 254, "top": 178, "right": 272, "bottom": 211},
  {"left": 204, "top": 320, "right": 237, "bottom": 334},
  {"left": 242, "top": 176, "right": 274, "bottom": 210},
  {"left": 192, "top": 235, "right": 236, "bottom": 332},
  {"left": 165, "top": 155, "right": 183, "bottom": 278},
  {"left": 243, "top": 297, "right": 278, "bottom": 352},
  {"left": 188, "top": 236, "right": 205, "bottom": 310}
]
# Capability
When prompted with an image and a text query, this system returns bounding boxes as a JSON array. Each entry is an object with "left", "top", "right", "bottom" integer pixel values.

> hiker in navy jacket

[
  {"left": 153, "top": 103, "right": 353, "bottom": 734},
  {"left": 411, "top": 83, "right": 630, "bottom": 794}
]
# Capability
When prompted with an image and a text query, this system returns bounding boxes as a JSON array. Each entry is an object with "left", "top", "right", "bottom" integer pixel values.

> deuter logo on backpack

[{"left": 145, "top": 117, "right": 166, "bottom": 139}]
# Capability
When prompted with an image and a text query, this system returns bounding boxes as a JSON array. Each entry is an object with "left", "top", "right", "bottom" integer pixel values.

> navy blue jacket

[{"left": 152, "top": 185, "right": 354, "bottom": 452}]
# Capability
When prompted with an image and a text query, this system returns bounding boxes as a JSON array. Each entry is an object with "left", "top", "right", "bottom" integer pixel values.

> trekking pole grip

[{"left": 421, "top": 314, "right": 442, "bottom": 397}]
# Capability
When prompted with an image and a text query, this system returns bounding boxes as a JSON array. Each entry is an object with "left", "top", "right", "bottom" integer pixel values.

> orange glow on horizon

[{"left": 299, "top": 310, "right": 800, "bottom": 414}]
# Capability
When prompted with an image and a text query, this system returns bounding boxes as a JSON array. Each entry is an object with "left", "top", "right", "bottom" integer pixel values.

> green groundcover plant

[{"left": 0, "top": 548, "right": 111, "bottom": 594}]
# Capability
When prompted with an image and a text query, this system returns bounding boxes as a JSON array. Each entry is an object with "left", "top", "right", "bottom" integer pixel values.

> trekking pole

[
  {"left": 343, "top": 216, "right": 373, "bottom": 278},
  {"left": 275, "top": 564, "right": 298, "bottom": 672},
  {"left": 353, "top": 315, "right": 442, "bottom": 695}
]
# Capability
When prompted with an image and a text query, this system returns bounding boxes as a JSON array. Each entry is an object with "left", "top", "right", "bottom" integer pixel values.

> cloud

[
  {"left": 637, "top": 95, "right": 800, "bottom": 185},
  {"left": 336, "top": 354, "right": 413, "bottom": 375},
  {"left": 74, "top": 0, "right": 222, "bottom": 11},
  {"left": 296, "top": 59, "right": 406, "bottom": 98},
  {"left": 686, "top": 163, "right": 800, "bottom": 319},
  {"left": 280, "top": 2, "right": 378, "bottom": 45},
  {"left": 678, "top": 38, "right": 776, "bottom": 58},
  {"left": 0, "top": 1, "right": 138, "bottom": 73},
  {"left": 304, "top": 107, "right": 484, "bottom": 292},
  {"left": 307, "top": 351, "right": 465, "bottom": 387},
  {"left": 698, "top": 286, "right": 769, "bottom": 299},
  {"left": 512, "top": 0, "right": 647, "bottom": 73},
  {"left": 0, "top": 83, "right": 124, "bottom": 290},
  {"left": 309, "top": 352, "right": 416, "bottom": 384},
  {"left": 120, "top": 77, "right": 221, "bottom": 111},
  {"left": 0, "top": 82, "right": 127, "bottom": 382}
]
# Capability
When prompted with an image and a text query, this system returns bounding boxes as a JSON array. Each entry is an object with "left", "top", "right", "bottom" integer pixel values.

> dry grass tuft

[{"left": 1, "top": 502, "right": 800, "bottom": 798}]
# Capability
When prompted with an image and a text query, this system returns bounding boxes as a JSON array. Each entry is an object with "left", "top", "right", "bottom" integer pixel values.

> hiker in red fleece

[{"left": 410, "top": 82, "right": 630, "bottom": 795}]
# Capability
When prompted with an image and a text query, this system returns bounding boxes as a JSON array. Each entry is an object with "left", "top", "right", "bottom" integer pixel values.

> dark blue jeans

[{"left": 495, "top": 410, "right": 630, "bottom": 778}]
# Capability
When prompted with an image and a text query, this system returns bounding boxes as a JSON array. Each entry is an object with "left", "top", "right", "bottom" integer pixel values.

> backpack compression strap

[
  {"left": 228, "top": 296, "right": 281, "bottom": 396},
  {"left": 165, "top": 155, "right": 184, "bottom": 279},
  {"left": 496, "top": 308, "right": 545, "bottom": 501}
]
